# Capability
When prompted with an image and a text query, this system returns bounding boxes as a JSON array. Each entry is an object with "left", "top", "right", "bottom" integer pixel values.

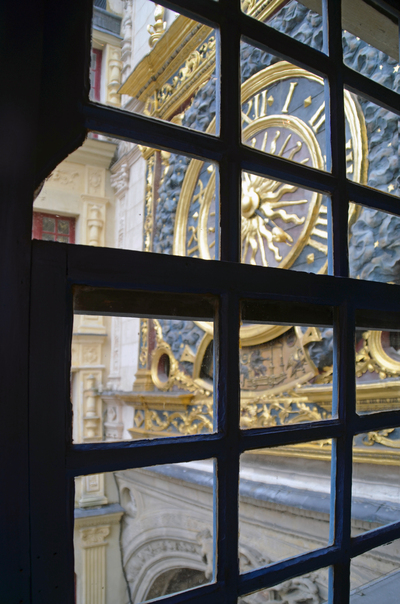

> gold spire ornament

[{"left": 147, "top": 5, "right": 166, "bottom": 48}]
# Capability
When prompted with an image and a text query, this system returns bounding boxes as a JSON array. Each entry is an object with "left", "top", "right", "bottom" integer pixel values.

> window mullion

[
  {"left": 347, "top": 180, "right": 400, "bottom": 217},
  {"left": 219, "top": 0, "right": 241, "bottom": 264},
  {"left": 351, "top": 520, "right": 400, "bottom": 559},
  {"left": 241, "top": 144, "right": 336, "bottom": 195},
  {"left": 66, "top": 436, "right": 224, "bottom": 476},
  {"left": 240, "top": 10, "right": 333, "bottom": 78},
  {"left": 216, "top": 293, "right": 241, "bottom": 602},
  {"left": 331, "top": 302, "right": 356, "bottom": 604},
  {"left": 82, "top": 103, "right": 224, "bottom": 164},
  {"left": 343, "top": 66, "right": 400, "bottom": 118},
  {"left": 324, "top": 0, "right": 349, "bottom": 280},
  {"left": 29, "top": 243, "right": 74, "bottom": 604}
]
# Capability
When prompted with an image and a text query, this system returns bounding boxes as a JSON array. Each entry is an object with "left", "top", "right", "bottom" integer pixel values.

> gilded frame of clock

[{"left": 173, "top": 61, "right": 368, "bottom": 346}]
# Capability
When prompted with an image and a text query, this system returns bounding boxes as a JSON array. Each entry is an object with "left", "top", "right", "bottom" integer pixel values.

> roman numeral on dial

[
  {"left": 282, "top": 82, "right": 298, "bottom": 113},
  {"left": 242, "top": 90, "right": 274, "bottom": 124},
  {"left": 308, "top": 102, "right": 325, "bottom": 133}
]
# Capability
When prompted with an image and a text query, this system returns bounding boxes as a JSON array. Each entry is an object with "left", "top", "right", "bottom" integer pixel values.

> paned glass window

[
  {"left": 32, "top": 212, "right": 75, "bottom": 243},
  {"left": 27, "top": 1, "right": 400, "bottom": 604},
  {"left": 90, "top": 48, "right": 103, "bottom": 102}
]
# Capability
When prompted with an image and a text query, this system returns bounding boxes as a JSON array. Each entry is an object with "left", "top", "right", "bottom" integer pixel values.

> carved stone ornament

[
  {"left": 240, "top": 573, "right": 323, "bottom": 604},
  {"left": 82, "top": 345, "right": 100, "bottom": 365},
  {"left": 147, "top": 5, "right": 166, "bottom": 48},
  {"left": 110, "top": 162, "right": 129, "bottom": 197},
  {"left": 126, "top": 538, "right": 201, "bottom": 580},
  {"left": 48, "top": 167, "right": 81, "bottom": 188},
  {"left": 87, "top": 167, "right": 103, "bottom": 196},
  {"left": 121, "top": 0, "right": 133, "bottom": 82},
  {"left": 80, "top": 526, "right": 110, "bottom": 548},
  {"left": 87, "top": 205, "right": 104, "bottom": 247}
]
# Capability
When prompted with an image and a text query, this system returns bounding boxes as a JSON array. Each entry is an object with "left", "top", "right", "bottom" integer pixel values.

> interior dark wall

[
  {"left": 35, "top": 0, "right": 92, "bottom": 187},
  {"left": 0, "top": 0, "right": 91, "bottom": 599}
]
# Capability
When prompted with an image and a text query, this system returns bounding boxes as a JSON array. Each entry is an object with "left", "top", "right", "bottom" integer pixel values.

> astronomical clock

[
  {"left": 119, "top": 0, "right": 400, "bottom": 458},
  {"left": 174, "top": 61, "right": 366, "bottom": 276}
]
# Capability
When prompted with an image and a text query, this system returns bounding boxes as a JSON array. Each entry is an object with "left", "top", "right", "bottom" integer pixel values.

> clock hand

[{"left": 254, "top": 209, "right": 279, "bottom": 231}]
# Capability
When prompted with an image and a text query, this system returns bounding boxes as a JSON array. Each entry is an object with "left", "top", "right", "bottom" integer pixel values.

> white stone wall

[
  {"left": 125, "top": 150, "right": 145, "bottom": 252},
  {"left": 108, "top": 145, "right": 147, "bottom": 393},
  {"left": 131, "top": 0, "right": 159, "bottom": 70},
  {"left": 131, "top": 0, "right": 179, "bottom": 72},
  {"left": 120, "top": 317, "right": 141, "bottom": 392}
]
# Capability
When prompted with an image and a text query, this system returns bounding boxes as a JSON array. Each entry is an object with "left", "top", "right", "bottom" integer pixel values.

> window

[
  {"left": 89, "top": 48, "right": 102, "bottom": 102},
  {"left": 4, "top": 0, "right": 400, "bottom": 603},
  {"left": 32, "top": 212, "right": 75, "bottom": 243}
]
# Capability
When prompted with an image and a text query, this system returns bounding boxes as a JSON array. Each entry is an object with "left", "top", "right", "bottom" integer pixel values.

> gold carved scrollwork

[
  {"left": 240, "top": 391, "right": 328, "bottom": 430},
  {"left": 151, "top": 320, "right": 213, "bottom": 396},
  {"left": 145, "top": 37, "right": 216, "bottom": 117},
  {"left": 147, "top": 325, "right": 400, "bottom": 450},
  {"left": 143, "top": 154, "right": 156, "bottom": 252},
  {"left": 146, "top": 400, "right": 213, "bottom": 435},
  {"left": 147, "top": 5, "right": 166, "bottom": 48},
  {"left": 356, "top": 331, "right": 400, "bottom": 380},
  {"left": 363, "top": 429, "right": 400, "bottom": 449},
  {"left": 147, "top": 320, "right": 213, "bottom": 435},
  {"left": 241, "top": 0, "right": 257, "bottom": 13},
  {"left": 139, "top": 319, "right": 149, "bottom": 368},
  {"left": 145, "top": 319, "right": 213, "bottom": 434}
]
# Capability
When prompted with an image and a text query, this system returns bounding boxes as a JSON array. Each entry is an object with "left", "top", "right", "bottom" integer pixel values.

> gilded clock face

[{"left": 173, "top": 61, "right": 367, "bottom": 343}]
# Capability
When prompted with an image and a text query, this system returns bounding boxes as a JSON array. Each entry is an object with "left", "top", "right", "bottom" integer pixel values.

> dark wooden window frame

[{"left": 15, "top": 0, "right": 400, "bottom": 603}]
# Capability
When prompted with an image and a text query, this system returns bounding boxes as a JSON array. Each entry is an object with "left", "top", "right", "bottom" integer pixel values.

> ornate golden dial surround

[{"left": 173, "top": 62, "right": 367, "bottom": 345}]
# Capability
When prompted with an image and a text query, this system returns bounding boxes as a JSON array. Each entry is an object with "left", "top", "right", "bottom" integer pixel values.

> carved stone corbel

[
  {"left": 87, "top": 205, "right": 104, "bottom": 246},
  {"left": 81, "top": 194, "right": 108, "bottom": 247}
]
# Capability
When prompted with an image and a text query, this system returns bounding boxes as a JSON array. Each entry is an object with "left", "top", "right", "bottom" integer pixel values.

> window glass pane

[
  {"left": 342, "top": 0, "right": 399, "bottom": 93},
  {"left": 240, "top": 321, "right": 334, "bottom": 429},
  {"left": 91, "top": 0, "right": 219, "bottom": 135},
  {"left": 242, "top": 0, "right": 324, "bottom": 53},
  {"left": 352, "top": 433, "right": 400, "bottom": 536},
  {"left": 42, "top": 216, "right": 55, "bottom": 232},
  {"left": 71, "top": 311, "right": 215, "bottom": 443},
  {"left": 238, "top": 567, "right": 330, "bottom": 603},
  {"left": 58, "top": 219, "right": 70, "bottom": 234},
  {"left": 345, "top": 92, "right": 399, "bottom": 198},
  {"left": 33, "top": 134, "right": 218, "bottom": 257},
  {"left": 355, "top": 328, "right": 400, "bottom": 414},
  {"left": 351, "top": 538, "right": 400, "bottom": 601},
  {"left": 241, "top": 46, "right": 332, "bottom": 172},
  {"left": 240, "top": 303, "right": 334, "bottom": 429},
  {"left": 239, "top": 442, "right": 332, "bottom": 571},
  {"left": 42, "top": 233, "right": 56, "bottom": 241},
  {"left": 349, "top": 205, "right": 400, "bottom": 284},
  {"left": 241, "top": 172, "right": 332, "bottom": 273},
  {"left": 74, "top": 461, "right": 215, "bottom": 603}
]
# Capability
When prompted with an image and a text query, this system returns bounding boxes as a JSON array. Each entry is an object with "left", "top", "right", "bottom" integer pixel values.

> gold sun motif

[{"left": 242, "top": 131, "right": 310, "bottom": 266}]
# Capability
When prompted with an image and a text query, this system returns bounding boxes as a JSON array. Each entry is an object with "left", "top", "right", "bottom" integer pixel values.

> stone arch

[
  {"left": 128, "top": 541, "right": 207, "bottom": 603},
  {"left": 146, "top": 567, "right": 208, "bottom": 601}
]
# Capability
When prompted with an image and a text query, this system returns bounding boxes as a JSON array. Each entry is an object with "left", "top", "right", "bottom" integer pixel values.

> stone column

[{"left": 80, "top": 526, "right": 110, "bottom": 604}]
